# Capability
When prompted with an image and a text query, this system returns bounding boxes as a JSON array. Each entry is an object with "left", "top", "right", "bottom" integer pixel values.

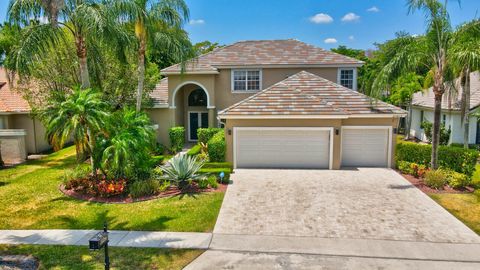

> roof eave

[
  {"left": 218, "top": 113, "right": 405, "bottom": 120},
  {"left": 161, "top": 70, "right": 219, "bottom": 75}
]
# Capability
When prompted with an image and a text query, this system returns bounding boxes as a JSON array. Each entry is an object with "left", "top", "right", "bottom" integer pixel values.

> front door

[{"left": 189, "top": 112, "right": 209, "bottom": 141}]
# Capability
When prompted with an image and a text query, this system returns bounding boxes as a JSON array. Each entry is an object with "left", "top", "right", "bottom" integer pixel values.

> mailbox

[{"left": 89, "top": 231, "right": 109, "bottom": 250}]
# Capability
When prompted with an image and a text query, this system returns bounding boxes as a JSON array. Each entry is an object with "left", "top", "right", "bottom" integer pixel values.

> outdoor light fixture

[
  {"left": 219, "top": 171, "right": 225, "bottom": 183},
  {"left": 89, "top": 222, "right": 110, "bottom": 270},
  {"left": 335, "top": 128, "right": 340, "bottom": 135},
  {"left": 393, "top": 128, "right": 398, "bottom": 134},
  {"left": 228, "top": 129, "right": 232, "bottom": 135}
]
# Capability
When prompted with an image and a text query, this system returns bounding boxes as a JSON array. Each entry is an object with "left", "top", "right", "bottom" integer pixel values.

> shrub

[
  {"left": 198, "top": 128, "right": 223, "bottom": 143},
  {"left": 129, "top": 179, "right": 163, "bottom": 198},
  {"left": 154, "top": 143, "right": 167, "bottom": 155},
  {"left": 208, "top": 131, "right": 226, "bottom": 162},
  {"left": 207, "top": 175, "right": 218, "bottom": 188},
  {"left": 197, "top": 178, "right": 209, "bottom": 189},
  {"left": 411, "top": 163, "right": 428, "bottom": 178},
  {"left": 169, "top": 127, "right": 185, "bottom": 154},
  {"left": 63, "top": 165, "right": 91, "bottom": 184},
  {"left": 151, "top": 155, "right": 164, "bottom": 165},
  {"left": 397, "top": 161, "right": 414, "bottom": 175},
  {"left": 202, "top": 162, "right": 233, "bottom": 170},
  {"left": 199, "top": 168, "right": 231, "bottom": 183},
  {"left": 424, "top": 169, "right": 447, "bottom": 189},
  {"left": 443, "top": 170, "right": 470, "bottom": 189},
  {"left": 396, "top": 142, "right": 479, "bottom": 177},
  {"left": 421, "top": 121, "right": 451, "bottom": 145},
  {"left": 187, "top": 144, "right": 201, "bottom": 156}
]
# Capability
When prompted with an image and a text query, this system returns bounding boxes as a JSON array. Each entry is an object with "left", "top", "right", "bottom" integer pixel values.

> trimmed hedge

[
  {"left": 169, "top": 127, "right": 185, "bottom": 153},
  {"left": 186, "top": 144, "right": 201, "bottom": 156},
  {"left": 396, "top": 142, "right": 479, "bottom": 177},
  {"left": 202, "top": 162, "right": 233, "bottom": 170},
  {"left": 198, "top": 128, "right": 223, "bottom": 144},
  {"left": 207, "top": 131, "right": 226, "bottom": 162}
]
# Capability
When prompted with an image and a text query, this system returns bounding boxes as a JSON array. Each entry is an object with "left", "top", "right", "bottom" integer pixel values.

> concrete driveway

[
  {"left": 186, "top": 168, "right": 480, "bottom": 269},
  {"left": 214, "top": 168, "right": 479, "bottom": 243}
]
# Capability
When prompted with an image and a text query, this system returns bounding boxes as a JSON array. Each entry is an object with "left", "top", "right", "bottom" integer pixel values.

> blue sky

[{"left": 1, "top": 0, "right": 479, "bottom": 50}]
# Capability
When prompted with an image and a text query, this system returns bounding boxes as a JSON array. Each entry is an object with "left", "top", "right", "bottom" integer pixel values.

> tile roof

[
  {"left": 219, "top": 71, "right": 406, "bottom": 117},
  {"left": 150, "top": 77, "right": 169, "bottom": 106},
  {"left": 412, "top": 71, "right": 480, "bottom": 111},
  {"left": 0, "top": 68, "right": 31, "bottom": 113},
  {"left": 162, "top": 39, "right": 364, "bottom": 73}
]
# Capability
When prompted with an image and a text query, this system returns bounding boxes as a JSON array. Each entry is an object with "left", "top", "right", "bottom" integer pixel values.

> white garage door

[
  {"left": 341, "top": 127, "right": 391, "bottom": 168},
  {"left": 235, "top": 128, "right": 332, "bottom": 169}
]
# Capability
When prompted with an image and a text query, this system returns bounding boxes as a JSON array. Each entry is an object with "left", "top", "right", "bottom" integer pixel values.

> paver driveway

[{"left": 214, "top": 168, "right": 479, "bottom": 243}]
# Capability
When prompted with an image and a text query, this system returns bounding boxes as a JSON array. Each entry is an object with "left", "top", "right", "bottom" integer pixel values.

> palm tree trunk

[
  {"left": 463, "top": 69, "right": 471, "bottom": 149},
  {"left": 75, "top": 33, "right": 90, "bottom": 89},
  {"left": 0, "top": 140, "right": 4, "bottom": 168},
  {"left": 86, "top": 128, "right": 96, "bottom": 177},
  {"left": 431, "top": 92, "right": 442, "bottom": 169},
  {"left": 136, "top": 36, "right": 146, "bottom": 112},
  {"left": 405, "top": 99, "right": 413, "bottom": 140}
]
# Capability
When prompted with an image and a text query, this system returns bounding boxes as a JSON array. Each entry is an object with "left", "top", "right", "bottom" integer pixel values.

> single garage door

[
  {"left": 234, "top": 128, "right": 332, "bottom": 169},
  {"left": 341, "top": 127, "right": 391, "bottom": 168}
]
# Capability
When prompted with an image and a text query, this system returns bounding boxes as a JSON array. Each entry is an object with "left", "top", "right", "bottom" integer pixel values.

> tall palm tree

[
  {"left": 8, "top": 0, "right": 128, "bottom": 89},
  {"left": 39, "top": 87, "right": 109, "bottom": 172},
  {"left": 110, "top": 0, "right": 190, "bottom": 111},
  {"left": 373, "top": 0, "right": 458, "bottom": 169},
  {"left": 450, "top": 20, "right": 480, "bottom": 148}
]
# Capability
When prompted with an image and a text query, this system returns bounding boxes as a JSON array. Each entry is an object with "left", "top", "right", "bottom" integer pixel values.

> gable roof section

[
  {"left": 412, "top": 71, "right": 480, "bottom": 111},
  {"left": 0, "top": 68, "right": 31, "bottom": 113},
  {"left": 150, "top": 77, "right": 169, "bottom": 107},
  {"left": 162, "top": 39, "right": 364, "bottom": 74},
  {"left": 219, "top": 71, "right": 406, "bottom": 118}
]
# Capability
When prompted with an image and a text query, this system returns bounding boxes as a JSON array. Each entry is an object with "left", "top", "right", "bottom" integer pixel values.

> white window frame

[
  {"left": 337, "top": 68, "right": 357, "bottom": 91},
  {"left": 231, "top": 69, "right": 262, "bottom": 93}
]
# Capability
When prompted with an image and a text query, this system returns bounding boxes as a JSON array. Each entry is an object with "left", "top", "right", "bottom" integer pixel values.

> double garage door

[{"left": 234, "top": 127, "right": 391, "bottom": 169}]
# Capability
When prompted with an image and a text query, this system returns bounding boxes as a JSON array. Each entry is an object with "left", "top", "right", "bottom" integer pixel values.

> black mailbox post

[{"left": 89, "top": 222, "right": 110, "bottom": 270}]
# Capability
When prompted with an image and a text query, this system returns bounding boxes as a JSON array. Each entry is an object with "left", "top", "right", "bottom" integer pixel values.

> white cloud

[
  {"left": 367, "top": 6, "right": 380, "bottom": 12},
  {"left": 348, "top": 35, "right": 355, "bottom": 41},
  {"left": 189, "top": 19, "right": 205, "bottom": 25},
  {"left": 309, "top": 13, "right": 333, "bottom": 24},
  {"left": 324, "top": 38, "right": 338, "bottom": 44},
  {"left": 341, "top": 13, "right": 360, "bottom": 22}
]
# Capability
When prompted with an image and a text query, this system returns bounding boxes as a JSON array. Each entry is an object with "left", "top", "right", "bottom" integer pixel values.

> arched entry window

[{"left": 188, "top": 89, "right": 207, "bottom": 106}]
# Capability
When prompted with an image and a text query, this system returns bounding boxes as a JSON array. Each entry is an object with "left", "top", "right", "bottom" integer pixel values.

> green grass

[
  {"left": 0, "top": 146, "right": 224, "bottom": 231},
  {"left": 0, "top": 245, "right": 201, "bottom": 270},
  {"left": 429, "top": 193, "right": 480, "bottom": 235}
]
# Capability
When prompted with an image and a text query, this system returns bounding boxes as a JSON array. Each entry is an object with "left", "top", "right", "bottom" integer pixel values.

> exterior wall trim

[
  {"left": 0, "top": 129, "right": 27, "bottom": 136},
  {"left": 340, "top": 125, "right": 393, "bottom": 168},
  {"left": 232, "top": 126, "right": 334, "bottom": 170},
  {"left": 171, "top": 81, "right": 212, "bottom": 108}
]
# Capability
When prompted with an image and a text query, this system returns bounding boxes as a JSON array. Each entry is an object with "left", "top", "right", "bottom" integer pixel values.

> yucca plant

[{"left": 161, "top": 153, "right": 205, "bottom": 189}]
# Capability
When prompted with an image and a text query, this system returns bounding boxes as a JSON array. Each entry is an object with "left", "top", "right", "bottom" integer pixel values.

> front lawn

[
  {"left": 0, "top": 245, "right": 201, "bottom": 270},
  {"left": 429, "top": 193, "right": 480, "bottom": 235},
  {"left": 0, "top": 146, "right": 224, "bottom": 231}
]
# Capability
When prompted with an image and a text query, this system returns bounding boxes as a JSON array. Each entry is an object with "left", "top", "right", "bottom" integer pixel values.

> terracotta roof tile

[
  {"left": 150, "top": 77, "right": 169, "bottom": 106},
  {"left": 219, "top": 71, "right": 406, "bottom": 117},
  {"left": 0, "top": 68, "right": 31, "bottom": 113},
  {"left": 412, "top": 71, "right": 480, "bottom": 111},
  {"left": 162, "top": 40, "right": 364, "bottom": 73}
]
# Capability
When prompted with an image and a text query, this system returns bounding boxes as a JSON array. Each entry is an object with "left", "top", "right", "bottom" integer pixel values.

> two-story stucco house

[{"left": 148, "top": 39, "right": 406, "bottom": 169}]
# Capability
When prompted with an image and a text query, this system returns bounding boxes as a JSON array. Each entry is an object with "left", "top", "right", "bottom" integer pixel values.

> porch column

[
  {"left": 208, "top": 108, "right": 215, "bottom": 127},
  {"left": 169, "top": 107, "right": 176, "bottom": 126}
]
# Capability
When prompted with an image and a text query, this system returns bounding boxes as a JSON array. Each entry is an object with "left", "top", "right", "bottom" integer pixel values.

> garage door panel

[
  {"left": 235, "top": 128, "right": 330, "bottom": 169},
  {"left": 341, "top": 128, "right": 390, "bottom": 168}
]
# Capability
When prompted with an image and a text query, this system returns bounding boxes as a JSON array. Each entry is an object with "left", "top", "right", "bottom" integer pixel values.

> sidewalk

[{"left": 0, "top": 230, "right": 211, "bottom": 249}]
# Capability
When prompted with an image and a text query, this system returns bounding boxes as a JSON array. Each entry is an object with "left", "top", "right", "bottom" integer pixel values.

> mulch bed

[
  {"left": 59, "top": 183, "right": 228, "bottom": 204},
  {"left": 399, "top": 171, "right": 474, "bottom": 194},
  {"left": 0, "top": 255, "right": 39, "bottom": 270}
]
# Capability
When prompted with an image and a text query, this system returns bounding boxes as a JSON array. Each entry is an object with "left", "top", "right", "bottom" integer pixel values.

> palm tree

[
  {"left": 101, "top": 108, "right": 155, "bottom": 178},
  {"left": 373, "top": 0, "right": 458, "bottom": 169},
  {"left": 110, "top": 0, "right": 190, "bottom": 111},
  {"left": 449, "top": 20, "right": 480, "bottom": 148},
  {"left": 8, "top": 0, "right": 128, "bottom": 89},
  {"left": 39, "top": 87, "right": 109, "bottom": 171}
]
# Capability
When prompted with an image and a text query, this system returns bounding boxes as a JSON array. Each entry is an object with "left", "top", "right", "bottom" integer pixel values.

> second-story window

[
  {"left": 338, "top": 68, "right": 356, "bottom": 90},
  {"left": 232, "top": 69, "right": 261, "bottom": 92}
]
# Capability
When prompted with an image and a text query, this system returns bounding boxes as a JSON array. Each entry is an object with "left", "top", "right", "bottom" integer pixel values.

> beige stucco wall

[
  {"left": 146, "top": 108, "right": 173, "bottom": 146},
  {"left": 223, "top": 117, "right": 400, "bottom": 169},
  {"left": 0, "top": 134, "right": 27, "bottom": 164},
  {"left": 7, "top": 114, "right": 50, "bottom": 154}
]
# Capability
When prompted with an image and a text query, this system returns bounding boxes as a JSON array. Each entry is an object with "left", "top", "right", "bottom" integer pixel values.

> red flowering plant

[{"left": 94, "top": 176, "right": 127, "bottom": 197}]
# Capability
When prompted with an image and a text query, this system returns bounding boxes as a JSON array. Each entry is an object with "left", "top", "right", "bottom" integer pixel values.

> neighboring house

[
  {"left": 0, "top": 67, "right": 50, "bottom": 164},
  {"left": 410, "top": 71, "right": 480, "bottom": 144},
  {"left": 149, "top": 39, "right": 406, "bottom": 169}
]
